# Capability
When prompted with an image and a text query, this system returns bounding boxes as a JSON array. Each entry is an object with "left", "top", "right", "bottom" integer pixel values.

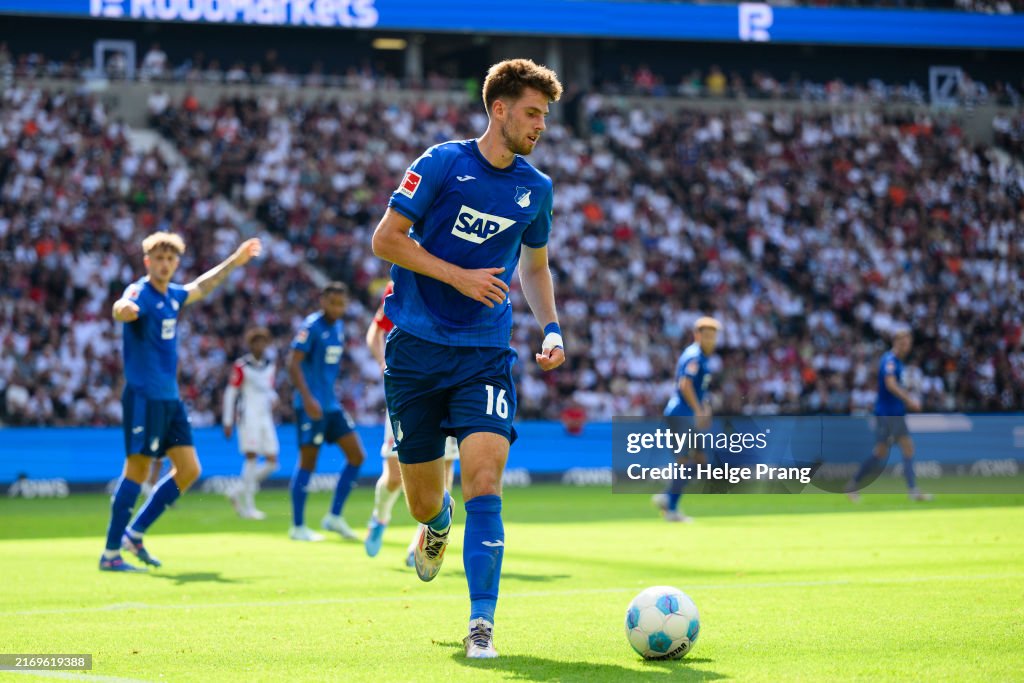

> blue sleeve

[
  {"left": 123, "top": 282, "right": 148, "bottom": 317},
  {"left": 388, "top": 148, "right": 447, "bottom": 223},
  {"left": 882, "top": 357, "right": 898, "bottom": 377},
  {"left": 291, "top": 320, "right": 315, "bottom": 354},
  {"left": 522, "top": 186, "right": 553, "bottom": 248},
  {"left": 681, "top": 358, "right": 701, "bottom": 381}
]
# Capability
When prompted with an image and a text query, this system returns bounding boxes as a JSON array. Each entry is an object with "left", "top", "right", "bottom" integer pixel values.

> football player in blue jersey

[
  {"left": 653, "top": 316, "right": 721, "bottom": 523},
  {"left": 371, "top": 58, "right": 565, "bottom": 658},
  {"left": 846, "top": 327, "right": 933, "bottom": 502},
  {"left": 286, "top": 281, "right": 367, "bottom": 542},
  {"left": 101, "top": 232, "right": 262, "bottom": 572}
]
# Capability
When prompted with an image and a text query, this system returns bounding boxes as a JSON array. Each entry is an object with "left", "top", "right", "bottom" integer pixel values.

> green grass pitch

[{"left": 1, "top": 486, "right": 1022, "bottom": 682}]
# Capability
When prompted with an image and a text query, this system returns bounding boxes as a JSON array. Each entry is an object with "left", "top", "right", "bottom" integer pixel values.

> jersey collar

[{"left": 470, "top": 139, "right": 518, "bottom": 174}]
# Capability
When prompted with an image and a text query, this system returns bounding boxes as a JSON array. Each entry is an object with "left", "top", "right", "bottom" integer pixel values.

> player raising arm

[
  {"left": 101, "top": 232, "right": 261, "bottom": 571},
  {"left": 372, "top": 58, "right": 565, "bottom": 658}
]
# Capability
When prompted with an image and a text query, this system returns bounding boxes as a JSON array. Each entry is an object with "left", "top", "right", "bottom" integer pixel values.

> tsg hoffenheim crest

[{"left": 514, "top": 187, "right": 531, "bottom": 208}]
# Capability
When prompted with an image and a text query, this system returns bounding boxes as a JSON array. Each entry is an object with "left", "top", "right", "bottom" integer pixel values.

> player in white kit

[
  {"left": 223, "top": 326, "right": 280, "bottom": 519},
  {"left": 364, "top": 281, "right": 458, "bottom": 565}
]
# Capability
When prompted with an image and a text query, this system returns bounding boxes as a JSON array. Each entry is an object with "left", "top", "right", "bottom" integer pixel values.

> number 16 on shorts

[{"left": 484, "top": 384, "right": 509, "bottom": 418}]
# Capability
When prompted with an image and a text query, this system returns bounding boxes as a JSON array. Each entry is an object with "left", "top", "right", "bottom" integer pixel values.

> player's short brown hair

[
  {"left": 245, "top": 326, "right": 271, "bottom": 346},
  {"left": 142, "top": 232, "right": 186, "bottom": 256},
  {"left": 482, "top": 58, "right": 563, "bottom": 115}
]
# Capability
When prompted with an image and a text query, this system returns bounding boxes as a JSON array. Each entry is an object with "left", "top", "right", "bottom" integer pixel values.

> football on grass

[{"left": 625, "top": 585, "right": 700, "bottom": 659}]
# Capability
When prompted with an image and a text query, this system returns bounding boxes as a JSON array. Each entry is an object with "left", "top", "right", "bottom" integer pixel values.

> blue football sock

[
  {"left": 291, "top": 468, "right": 312, "bottom": 527},
  {"left": 851, "top": 456, "right": 881, "bottom": 486},
  {"left": 129, "top": 474, "right": 180, "bottom": 535},
  {"left": 666, "top": 492, "right": 682, "bottom": 511},
  {"left": 903, "top": 458, "right": 917, "bottom": 490},
  {"left": 105, "top": 478, "right": 141, "bottom": 551},
  {"left": 666, "top": 476, "right": 686, "bottom": 496},
  {"left": 425, "top": 490, "right": 452, "bottom": 531},
  {"left": 330, "top": 462, "right": 361, "bottom": 516},
  {"left": 464, "top": 495, "right": 503, "bottom": 625}
]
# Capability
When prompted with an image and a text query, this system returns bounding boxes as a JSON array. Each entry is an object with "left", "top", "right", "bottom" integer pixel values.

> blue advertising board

[{"left": 0, "top": 0, "right": 1021, "bottom": 50}]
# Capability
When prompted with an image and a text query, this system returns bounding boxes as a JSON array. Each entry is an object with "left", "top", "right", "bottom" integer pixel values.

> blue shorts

[
  {"left": 295, "top": 408, "right": 356, "bottom": 448},
  {"left": 122, "top": 387, "right": 194, "bottom": 458},
  {"left": 875, "top": 415, "right": 910, "bottom": 444},
  {"left": 384, "top": 328, "right": 518, "bottom": 464}
]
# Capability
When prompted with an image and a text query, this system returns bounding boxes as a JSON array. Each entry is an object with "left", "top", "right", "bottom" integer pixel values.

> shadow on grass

[
  {"left": 436, "top": 640, "right": 724, "bottom": 682},
  {"left": 146, "top": 571, "right": 243, "bottom": 586}
]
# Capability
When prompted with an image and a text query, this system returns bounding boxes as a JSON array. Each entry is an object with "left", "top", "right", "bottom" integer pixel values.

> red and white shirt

[{"left": 223, "top": 353, "right": 277, "bottom": 427}]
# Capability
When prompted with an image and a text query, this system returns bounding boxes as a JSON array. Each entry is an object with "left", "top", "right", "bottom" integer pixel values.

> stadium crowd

[
  {"left": 0, "top": 86, "right": 377, "bottom": 427},
  {"left": 3, "top": 42, "right": 1021, "bottom": 107},
  {"left": 2, "top": 83, "right": 1021, "bottom": 428}
]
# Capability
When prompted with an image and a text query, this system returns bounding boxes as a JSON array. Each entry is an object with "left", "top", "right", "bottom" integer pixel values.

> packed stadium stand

[{"left": 2, "top": 49, "right": 1022, "bottom": 427}]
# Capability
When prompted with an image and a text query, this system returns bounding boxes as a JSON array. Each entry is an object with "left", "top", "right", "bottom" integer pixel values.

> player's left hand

[
  {"left": 535, "top": 346, "right": 565, "bottom": 372},
  {"left": 223, "top": 425, "right": 233, "bottom": 439},
  {"left": 233, "top": 238, "right": 263, "bottom": 266}
]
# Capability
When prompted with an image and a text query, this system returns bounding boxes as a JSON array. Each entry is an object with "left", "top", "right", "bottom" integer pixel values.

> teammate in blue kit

[
  {"left": 100, "top": 232, "right": 262, "bottom": 572},
  {"left": 371, "top": 59, "right": 565, "bottom": 658},
  {"left": 846, "top": 327, "right": 933, "bottom": 502},
  {"left": 653, "top": 316, "right": 721, "bottom": 523},
  {"left": 287, "top": 281, "right": 367, "bottom": 542}
]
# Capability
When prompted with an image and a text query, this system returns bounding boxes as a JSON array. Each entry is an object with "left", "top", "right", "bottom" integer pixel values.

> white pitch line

[
  {"left": 10, "top": 671, "right": 152, "bottom": 683},
  {"left": 5, "top": 572, "right": 1023, "bottom": 618}
]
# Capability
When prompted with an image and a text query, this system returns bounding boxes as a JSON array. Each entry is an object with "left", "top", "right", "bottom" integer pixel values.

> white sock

[
  {"left": 257, "top": 460, "right": 278, "bottom": 482},
  {"left": 102, "top": 549, "right": 120, "bottom": 560},
  {"left": 372, "top": 476, "right": 386, "bottom": 520},
  {"left": 242, "top": 459, "right": 259, "bottom": 509},
  {"left": 380, "top": 485, "right": 402, "bottom": 525},
  {"left": 374, "top": 479, "right": 401, "bottom": 528}
]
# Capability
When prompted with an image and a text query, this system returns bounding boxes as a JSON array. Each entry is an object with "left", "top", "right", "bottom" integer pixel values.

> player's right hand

[
  {"left": 223, "top": 425, "right": 233, "bottom": 439},
  {"left": 696, "top": 409, "right": 712, "bottom": 431},
  {"left": 116, "top": 300, "right": 140, "bottom": 322},
  {"left": 304, "top": 397, "right": 323, "bottom": 420},
  {"left": 453, "top": 267, "right": 509, "bottom": 308},
  {"left": 906, "top": 398, "right": 922, "bottom": 412}
]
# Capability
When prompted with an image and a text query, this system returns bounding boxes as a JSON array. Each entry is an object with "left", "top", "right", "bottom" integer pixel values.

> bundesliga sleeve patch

[
  {"left": 295, "top": 329, "right": 309, "bottom": 345},
  {"left": 686, "top": 360, "right": 700, "bottom": 376},
  {"left": 398, "top": 170, "right": 422, "bottom": 198},
  {"left": 127, "top": 285, "right": 141, "bottom": 300}
]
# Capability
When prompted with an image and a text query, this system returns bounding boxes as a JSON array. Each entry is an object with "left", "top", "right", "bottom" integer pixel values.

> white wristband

[{"left": 542, "top": 332, "right": 564, "bottom": 353}]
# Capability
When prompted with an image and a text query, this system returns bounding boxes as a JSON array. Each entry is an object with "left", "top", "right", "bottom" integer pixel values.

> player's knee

[
  {"left": 348, "top": 451, "right": 365, "bottom": 467},
  {"left": 902, "top": 445, "right": 915, "bottom": 458},
  {"left": 406, "top": 495, "right": 444, "bottom": 523},
  {"left": 175, "top": 460, "right": 201, "bottom": 486},
  {"left": 464, "top": 471, "right": 501, "bottom": 498}
]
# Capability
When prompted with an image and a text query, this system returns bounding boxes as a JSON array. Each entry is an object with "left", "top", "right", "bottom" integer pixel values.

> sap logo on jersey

[{"left": 452, "top": 206, "right": 516, "bottom": 244}]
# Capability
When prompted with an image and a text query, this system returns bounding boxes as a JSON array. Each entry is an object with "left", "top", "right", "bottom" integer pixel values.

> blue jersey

[
  {"left": 385, "top": 139, "right": 554, "bottom": 348},
  {"left": 121, "top": 278, "right": 189, "bottom": 400},
  {"left": 876, "top": 351, "right": 906, "bottom": 416},
  {"left": 291, "top": 312, "right": 344, "bottom": 412},
  {"left": 665, "top": 343, "right": 711, "bottom": 417}
]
